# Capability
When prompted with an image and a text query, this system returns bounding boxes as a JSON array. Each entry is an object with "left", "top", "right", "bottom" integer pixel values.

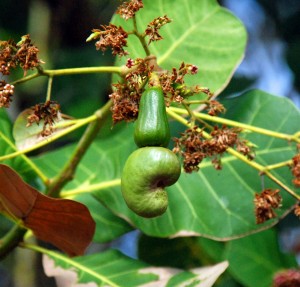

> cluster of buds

[
  {"left": 0, "top": 81, "right": 14, "bottom": 108},
  {"left": 109, "top": 83, "right": 141, "bottom": 124},
  {"left": 0, "top": 34, "right": 43, "bottom": 76},
  {"left": 87, "top": 24, "right": 128, "bottom": 57},
  {"left": 158, "top": 62, "right": 209, "bottom": 104},
  {"left": 116, "top": 0, "right": 144, "bottom": 20},
  {"left": 205, "top": 100, "right": 226, "bottom": 116},
  {"left": 173, "top": 125, "right": 255, "bottom": 173},
  {"left": 145, "top": 15, "right": 172, "bottom": 44},
  {"left": 110, "top": 57, "right": 157, "bottom": 124},
  {"left": 27, "top": 101, "right": 61, "bottom": 137},
  {"left": 254, "top": 188, "right": 282, "bottom": 224},
  {"left": 291, "top": 153, "right": 300, "bottom": 187}
]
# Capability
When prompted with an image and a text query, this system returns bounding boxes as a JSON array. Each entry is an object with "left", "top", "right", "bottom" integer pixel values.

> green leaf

[
  {"left": 138, "top": 236, "right": 204, "bottom": 269},
  {"left": 111, "top": 0, "right": 247, "bottom": 94},
  {"left": 93, "top": 90, "right": 299, "bottom": 239},
  {"left": 33, "top": 90, "right": 300, "bottom": 240},
  {"left": 42, "top": 248, "right": 228, "bottom": 287},
  {"left": 12, "top": 109, "right": 75, "bottom": 150},
  {"left": 0, "top": 108, "right": 33, "bottom": 178},
  {"left": 75, "top": 193, "right": 133, "bottom": 243},
  {"left": 223, "top": 228, "right": 298, "bottom": 287}
]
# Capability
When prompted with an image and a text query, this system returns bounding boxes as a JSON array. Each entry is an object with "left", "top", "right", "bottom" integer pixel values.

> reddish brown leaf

[
  {"left": 0, "top": 164, "right": 95, "bottom": 256},
  {"left": 0, "top": 164, "right": 37, "bottom": 219}
]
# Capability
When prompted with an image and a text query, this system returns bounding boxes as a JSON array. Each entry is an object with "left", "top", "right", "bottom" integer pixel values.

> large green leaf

[
  {"left": 223, "top": 228, "right": 298, "bottom": 287},
  {"left": 42, "top": 248, "right": 228, "bottom": 287},
  {"left": 93, "top": 90, "right": 299, "bottom": 239},
  {"left": 33, "top": 90, "right": 300, "bottom": 241},
  {"left": 197, "top": 227, "right": 297, "bottom": 287},
  {"left": 111, "top": 0, "right": 247, "bottom": 95}
]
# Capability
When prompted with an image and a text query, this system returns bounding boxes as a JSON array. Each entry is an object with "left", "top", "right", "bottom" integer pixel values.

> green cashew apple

[{"left": 121, "top": 147, "right": 181, "bottom": 218}]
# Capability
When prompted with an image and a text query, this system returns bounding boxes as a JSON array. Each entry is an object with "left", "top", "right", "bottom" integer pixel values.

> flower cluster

[
  {"left": 254, "top": 188, "right": 282, "bottom": 224},
  {"left": 0, "top": 80, "right": 14, "bottom": 108},
  {"left": 116, "top": 0, "right": 144, "bottom": 20},
  {"left": 110, "top": 57, "right": 155, "bottom": 123},
  {"left": 173, "top": 125, "right": 254, "bottom": 173},
  {"left": 0, "top": 34, "right": 43, "bottom": 76},
  {"left": 88, "top": 24, "right": 128, "bottom": 56},
  {"left": 110, "top": 83, "right": 141, "bottom": 124},
  {"left": 294, "top": 204, "right": 300, "bottom": 217},
  {"left": 205, "top": 100, "right": 226, "bottom": 116},
  {"left": 158, "top": 62, "right": 209, "bottom": 104},
  {"left": 145, "top": 15, "right": 172, "bottom": 44},
  {"left": 291, "top": 153, "right": 300, "bottom": 187},
  {"left": 0, "top": 40, "right": 16, "bottom": 75},
  {"left": 273, "top": 269, "right": 300, "bottom": 287},
  {"left": 27, "top": 101, "right": 61, "bottom": 137}
]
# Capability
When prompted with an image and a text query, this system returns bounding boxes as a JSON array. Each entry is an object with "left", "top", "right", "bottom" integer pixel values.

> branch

[
  {"left": 169, "top": 107, "right": 298, "bottom": 142},
  {"left": 0, "top": 225, "right": 27, "bottom": 260},
  {"left": 47, "top": 100, "right": 113, "bottom": 197},
  {"left": 11, "top": 66, "right": 122, "bottom": 85}
]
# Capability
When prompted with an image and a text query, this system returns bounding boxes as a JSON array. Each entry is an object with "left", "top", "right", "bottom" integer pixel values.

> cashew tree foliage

[{"left": 0, "top": 1, "right": 299, "bottom": 286}]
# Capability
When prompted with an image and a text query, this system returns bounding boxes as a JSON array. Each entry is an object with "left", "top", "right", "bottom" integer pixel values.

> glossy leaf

[
  {"left": 0, "top": 164, "right": 95, "bottom": 256},
  {"left": 42, "top": 249, "right": 228, "bottom": 287},
  {"left": 13, "top": 109, "right": 75, "bottom": 150},
  {"left": 196, "top": 228, "right": 298, "bottom": 286},
  {"left": 111, "top": 0, "right": 247, "bottom": 95},
  {"left": 33, "top": 90, "right": 300, "bottom": 241},
  {"left": 223, "top": 228, "right": 298, "bottom": 287}
]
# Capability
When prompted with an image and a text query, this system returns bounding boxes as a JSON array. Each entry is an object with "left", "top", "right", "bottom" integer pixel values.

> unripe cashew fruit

[
  {"left": 121, "top": 147, "right": 181, "bottom": 218},
  {"left": 134, "top": 87, "right": 170, "bottom": 148}
]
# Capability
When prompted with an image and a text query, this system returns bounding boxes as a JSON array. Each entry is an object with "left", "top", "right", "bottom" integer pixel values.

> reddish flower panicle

[
  {"left": 92, "top": 24, "right": 128, "bottom": 56},
  {"left": 27, "top": 101, "right": 61, "bottom": 137},
  {"left": 0, "top": 80, "right": 14, "bottom": 108},
  {"left": 254, "top": 189, "right": 282, "bottom": 224},
  {"left": 116, "top": 0, "right": 144, "bottom": 20}
]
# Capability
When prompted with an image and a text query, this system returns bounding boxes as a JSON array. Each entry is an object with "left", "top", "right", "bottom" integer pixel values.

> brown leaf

[{"left": 0, "top": 164, "right": 95, "bottom": 256}]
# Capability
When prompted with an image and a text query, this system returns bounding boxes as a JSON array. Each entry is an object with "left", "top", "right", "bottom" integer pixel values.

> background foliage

[{"left": 1, "top": 0, "right": 300, "bottom": 287}]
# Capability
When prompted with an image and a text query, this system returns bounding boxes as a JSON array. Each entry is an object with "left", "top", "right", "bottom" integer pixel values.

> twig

[{"left": 47, "top": 100, "right": 113, "bottom": 197}]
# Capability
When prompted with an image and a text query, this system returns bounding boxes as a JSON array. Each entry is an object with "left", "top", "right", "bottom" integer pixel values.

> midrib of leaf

[
  {"left": 26, "top": 244, "right": 120, "bottom": 287},
  {"left": 157, "top": 7, "right": 220, "bottom": 65}
]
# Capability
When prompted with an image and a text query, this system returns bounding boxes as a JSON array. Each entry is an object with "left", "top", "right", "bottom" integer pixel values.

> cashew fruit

[{"left": 121, "top": 147, "right": 181, "bottom": 218}]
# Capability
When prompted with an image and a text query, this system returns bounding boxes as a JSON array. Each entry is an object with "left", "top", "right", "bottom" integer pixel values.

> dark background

[{"left": 1, "top": 0, "right": 300, "bottom": 286}]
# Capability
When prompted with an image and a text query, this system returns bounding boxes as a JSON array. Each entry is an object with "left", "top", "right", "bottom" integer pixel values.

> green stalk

[
  {"left": 169, "top": 107, "right": 298, "bottom": 142},
  {"left": 11, "top": 66, "right": 122, "bottom": 85},
  {"left": 0, "top": 225, "right": 27, "bottom": 260},
  {"left": 46, "top": 76, "right": 53, "bottom": 102},
  {"left": 132, "top": 15, "right": 151, "bottom": 56},
  {"left": 60, "top": 179, "right": 121, "bottom": 198}
]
